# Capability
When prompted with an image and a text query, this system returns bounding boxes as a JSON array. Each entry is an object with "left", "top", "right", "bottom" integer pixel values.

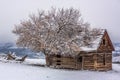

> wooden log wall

[
  {"left": 46, "top": 55, "right": 77, "bottom": 69},
  {"left": 79, "top": 53, "right": 112, "bottom": 71},
  {"left": 83, "top": 54, "right": 94, "bottom": 70},
  {"left": 46, "top": 52, "right": 112, "bottom": 71},
  {"left": 96, "top": 53, "right": 112, "bottom": 71}
]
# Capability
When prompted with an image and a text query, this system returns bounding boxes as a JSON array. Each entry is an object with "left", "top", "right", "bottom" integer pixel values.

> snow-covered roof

[
  {"left": 80, "top": 34, "right": 104, "bottom": 52},
  {"left": 71, "top": 29, "right": 105, "bottom": 52},
  {"left": 48, "top": 29, "right": 105, "bottom": 57}
]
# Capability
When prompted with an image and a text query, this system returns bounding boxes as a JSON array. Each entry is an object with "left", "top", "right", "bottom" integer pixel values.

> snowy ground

[
  {"left": 24, "top": 58, "right": 46, "bottom": 66},
  {"left": 0, "top": 59, "right": 120, "bottom": 80}
]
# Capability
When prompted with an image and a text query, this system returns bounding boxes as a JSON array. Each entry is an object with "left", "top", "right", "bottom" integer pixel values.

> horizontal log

[
  {"left": 84, "top": 65, "right": 94, "bottom": 67},
  {"left": 54, "top": 62, "right": 76, "bottom": 65},
  {"left": 52, "top": 57, "right": 75, "bottom": 61},
  {"left": 55, "top": 64, "right": 76, "bottom": 69}
]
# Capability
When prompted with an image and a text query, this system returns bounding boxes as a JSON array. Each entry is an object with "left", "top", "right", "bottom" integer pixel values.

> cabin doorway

[{"left": 77, "top": 56, "right": 83, "bottom": 69}]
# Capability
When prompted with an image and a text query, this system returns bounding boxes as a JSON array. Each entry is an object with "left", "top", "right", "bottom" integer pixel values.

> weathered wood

[
  {"left": 6, "top": 54, "right": 16, "bottom": 60},
  {"left": 46, "top": 52, "right": 112, "bottom": 71},
  {"left": 15, "top": 55, "right": 28, "bottom": 62}
]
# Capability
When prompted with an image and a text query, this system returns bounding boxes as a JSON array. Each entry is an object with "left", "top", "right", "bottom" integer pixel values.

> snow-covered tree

[{"left": 13, "top": 7, "right": 101, "bottom": 56}]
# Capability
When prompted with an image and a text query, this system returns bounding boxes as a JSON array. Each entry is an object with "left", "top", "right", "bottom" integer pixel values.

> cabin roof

[
  {"left": 79, "top": 30, "right": 104, "bottom": 52},
  {"left": 48, "top": 29, "right": 114, "bottom": 57}
]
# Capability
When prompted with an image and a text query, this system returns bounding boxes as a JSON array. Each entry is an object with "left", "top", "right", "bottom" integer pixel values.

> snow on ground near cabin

[
  {"left": 24, "top": 58, "right": 46, "bottom": 65},
  {"left": 0, "top": 60, "right": 120, "bottom": 80}
]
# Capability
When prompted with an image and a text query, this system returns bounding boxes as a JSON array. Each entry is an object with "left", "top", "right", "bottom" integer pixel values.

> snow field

[{"left": 0, "top": 60, "right": 120, "bottom": 80}]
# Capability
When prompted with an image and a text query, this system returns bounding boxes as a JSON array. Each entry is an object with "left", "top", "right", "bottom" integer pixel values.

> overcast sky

[{"left": 0, "top": 0, "right": 120, "bottom": 43}]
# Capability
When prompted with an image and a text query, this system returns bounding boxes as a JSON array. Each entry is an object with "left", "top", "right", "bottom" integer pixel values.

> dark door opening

[
  {"left": 78, "top": 56, "right": 82, "bottom": 62},
  {"left": 77, "top": 56, "right": 83, "bottom": 69}
]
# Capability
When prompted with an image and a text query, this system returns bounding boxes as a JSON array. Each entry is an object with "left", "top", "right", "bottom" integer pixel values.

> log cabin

[{"left": 46, "top": 29, "right": 114, "bottom": 71}]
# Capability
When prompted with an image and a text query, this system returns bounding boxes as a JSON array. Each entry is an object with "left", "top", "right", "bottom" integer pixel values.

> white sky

[{"left": 0, "top": 0, "right": 120, "bottom": 43}]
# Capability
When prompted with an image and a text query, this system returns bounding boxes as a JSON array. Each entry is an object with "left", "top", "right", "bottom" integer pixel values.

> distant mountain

[
  {"left": 0, "top": 42, "right": 120, "bottom": 58},
  {"left": 112, "top": 43, "right": 120, "bottom": 57},
  {"left": 0, "top": 42, "right": 14, "bottom": 49},
  {"left": 114, "top": 43, "right": 120, "bottom": 51},
  {"left": 0, "top": 42, "right": 45, "bottom": 59}
]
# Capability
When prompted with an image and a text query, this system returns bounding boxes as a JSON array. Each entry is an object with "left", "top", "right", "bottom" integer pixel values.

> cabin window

[
  {"left": 56, "top": 55, "right": 61, "bottom": 58},
  {"left": 56, "top": 60, "right": 61, "bottom": 62},
  {"left": 56, "top": 63, "right": 61, "bottom": 65},
  {"left": 78, "top": 56, "right": 82, "bottom": 62},
  {"left": 103, "top": 39, "right": 106, "bottom": 45}
]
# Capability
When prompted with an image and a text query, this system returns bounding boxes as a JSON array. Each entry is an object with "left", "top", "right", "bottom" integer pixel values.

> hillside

[
  {"left": 0, "top": 42, "right": 120, "bottom": 59},
  {"left": 0, "top": 42, "right": 45, "bottom": 59},
  {"left": 113, "top": 43, "right": 120, "bottom": 56}
]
